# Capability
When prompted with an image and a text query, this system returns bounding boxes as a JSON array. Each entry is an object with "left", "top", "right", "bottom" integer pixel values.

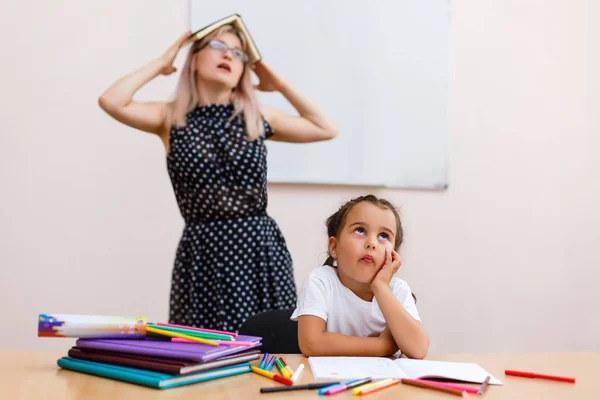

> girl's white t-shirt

[{"left": 290, "top": 265, "right": 421, "bottom": 337}]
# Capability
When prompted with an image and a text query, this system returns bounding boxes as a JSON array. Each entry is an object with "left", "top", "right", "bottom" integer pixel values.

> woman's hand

[
  {"left": 372, "top": 248, "right": 401, "bottom": 290},
  {"left": 157, "top": 31, "right": 192, "bottom": 75},
  {"left": 253, "top": 61, "right": 286, "bottom": 92},
  {"left": 255, "top": 60, "right": 338, "bottom": 143}
]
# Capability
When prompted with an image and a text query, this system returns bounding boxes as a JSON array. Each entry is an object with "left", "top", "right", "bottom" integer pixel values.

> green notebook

[{"left": 57, "top": 356, "right": 251, "bottom": 389}]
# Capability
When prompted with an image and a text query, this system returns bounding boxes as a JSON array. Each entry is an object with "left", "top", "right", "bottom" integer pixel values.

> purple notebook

[{"left": 75, "top": 335, "right": 262, "bottom": 363}]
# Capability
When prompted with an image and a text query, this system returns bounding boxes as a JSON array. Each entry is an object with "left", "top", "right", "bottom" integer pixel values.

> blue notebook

[{"left": 57, "top": 357, "right": 251, "bottom": 389}]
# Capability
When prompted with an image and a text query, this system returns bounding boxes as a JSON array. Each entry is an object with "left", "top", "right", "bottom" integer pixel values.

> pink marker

[
  {"left": 155, "top": 322, "right": 237, "bottom": 337},
  {"left": 324, "top": 377, "right": 372, "bottom": 395},
  {"left": 325, "top": 385, "right": 351, "bottom": 395},
  {"left": 172, "top": 338, "right": 254, "bottom": 346},
  {"left": 417, "top": 379, "right": 479, "bottom": 394}
]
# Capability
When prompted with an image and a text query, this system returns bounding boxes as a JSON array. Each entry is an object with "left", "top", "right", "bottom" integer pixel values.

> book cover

[
  {"left": 189, "top": 14, "right": 261, "bottom": 63},
  {"left": 68, "top": 346, "right": 260, "bottom": 375},
  {"left": 38, "top": 314, "right": 146, "bottom": 339},
  {"left": 57, "top": 357, "right": 251, "bottom": 389},
  {"left": 76, "top": 335, "right": 261, "bottom": 363}
]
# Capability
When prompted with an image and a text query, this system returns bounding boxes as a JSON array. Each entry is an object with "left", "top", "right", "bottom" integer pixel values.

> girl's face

[
  {"left": 328, "top": 202, "right": 397, "bottom": 286},
  {"left": 193, "top": 32, "right": 246, "bottom": 89}
]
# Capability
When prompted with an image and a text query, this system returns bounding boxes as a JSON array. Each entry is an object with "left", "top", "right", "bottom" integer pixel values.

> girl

[
  {"left": 291, "top": 195, "right": 429, "bottom": 358},
  {"left": 98, "top": 24, "right": 338, "bottom": 332}
]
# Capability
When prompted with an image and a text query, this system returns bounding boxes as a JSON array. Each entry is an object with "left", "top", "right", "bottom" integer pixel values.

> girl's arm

[
  {"left": 254, "top": 62, "right": 338, "bottom": 143},
  {"left": 372, "top": 249, "right": 430, "bottom": 359},
  {"left": 297, "top": 316, "right": 398, "bottom": 357},
  {"left": 373, "top": 284, "right": 430, "bottom": 359}
]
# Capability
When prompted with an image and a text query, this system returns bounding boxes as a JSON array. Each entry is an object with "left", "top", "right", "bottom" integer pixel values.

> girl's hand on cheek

[{"left": 371, "top": 248, "right": 401, "bottom": 290}]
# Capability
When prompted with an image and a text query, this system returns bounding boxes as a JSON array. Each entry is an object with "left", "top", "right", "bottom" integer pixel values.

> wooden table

[{"left": 1, "top": 352, "right": 597, "bottom": 399}]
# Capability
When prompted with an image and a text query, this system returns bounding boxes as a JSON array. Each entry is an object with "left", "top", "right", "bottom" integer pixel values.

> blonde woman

[{"left": 99, "top": 26, "right": 338, "bottom": 331}]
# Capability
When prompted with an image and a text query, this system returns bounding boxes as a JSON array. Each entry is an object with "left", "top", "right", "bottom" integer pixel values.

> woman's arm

[
  {"left": 297, "top": 315, "right": 398, "bottom": 357},
  {"left": 254, "top": 62, "right": 338, "bottom": 142},
  {"left": 372, "top": 249, "right": 430, "bottom": 359},
  {"left": 98, "top": 31, "right": 191, "bottom": 137}
]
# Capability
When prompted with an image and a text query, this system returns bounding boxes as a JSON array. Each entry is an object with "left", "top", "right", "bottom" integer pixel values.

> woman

[{"left": 98, "top": 26, "right": 338, "bottom": 332}]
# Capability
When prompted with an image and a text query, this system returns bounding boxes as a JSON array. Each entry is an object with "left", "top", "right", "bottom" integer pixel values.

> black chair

[{"left": 238, "top": 308, "right": 301, "bottom": 354}]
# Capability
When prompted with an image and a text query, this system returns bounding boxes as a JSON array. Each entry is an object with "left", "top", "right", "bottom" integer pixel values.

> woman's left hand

[
  {"left": 252, "top": 61, "right": 286, "bottom": 92},
  {"left": 372, "top": 248, "right": 402, "bottom": 290}
]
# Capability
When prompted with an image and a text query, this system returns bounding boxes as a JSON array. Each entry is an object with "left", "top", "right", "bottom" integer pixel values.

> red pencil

[{"left": 505, "top": 370, "right": 576, "bottom": 383}]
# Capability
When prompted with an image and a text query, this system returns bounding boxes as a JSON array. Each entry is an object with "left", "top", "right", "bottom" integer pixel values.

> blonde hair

[{"left": 169, "top": 25, "right": 264, "bottom": 140}]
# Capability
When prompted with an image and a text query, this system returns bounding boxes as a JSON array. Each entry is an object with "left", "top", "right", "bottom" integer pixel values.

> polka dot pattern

[{"left": 166, "top": 104, "right": 297, "bottom": 332}]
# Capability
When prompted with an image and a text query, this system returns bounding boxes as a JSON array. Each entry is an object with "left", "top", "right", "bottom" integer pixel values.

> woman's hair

[
  {"left": 168, "top": 25, "right": 264, "bottom": 140},
  {"left": 323, "top": 194, "right": 403, "bottom": 267}
]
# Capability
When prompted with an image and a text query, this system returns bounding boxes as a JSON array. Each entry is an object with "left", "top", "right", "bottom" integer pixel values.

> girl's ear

[{"left": 328, "top": 236, "right": 338, "bottom": 259}]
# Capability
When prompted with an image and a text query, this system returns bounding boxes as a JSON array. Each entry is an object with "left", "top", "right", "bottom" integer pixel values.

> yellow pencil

[
  {"left": 352, "top": 379, "right": 394, "bottom": 395},
  {"left": 146, "top": 326, "right": 218, "bottom": 346}
]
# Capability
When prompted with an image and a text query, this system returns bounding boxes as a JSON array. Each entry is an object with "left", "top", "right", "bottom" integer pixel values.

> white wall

[{"left": 1, "top": 0, "right": 598, "bottom": 353}]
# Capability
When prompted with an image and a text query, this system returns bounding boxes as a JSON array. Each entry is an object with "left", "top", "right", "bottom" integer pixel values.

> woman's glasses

[{"left": 198, "top": 39, "right": 249, "bottom": 63}]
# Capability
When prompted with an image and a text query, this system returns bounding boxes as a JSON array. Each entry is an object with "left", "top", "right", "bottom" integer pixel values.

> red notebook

[{"left": 67, "top": 347, "right": 260, "bottom": 375}]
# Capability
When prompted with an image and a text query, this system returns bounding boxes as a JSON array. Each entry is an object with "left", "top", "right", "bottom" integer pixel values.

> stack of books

[{"left": 40, "top": 314, "right": 262, "bottom": 389}]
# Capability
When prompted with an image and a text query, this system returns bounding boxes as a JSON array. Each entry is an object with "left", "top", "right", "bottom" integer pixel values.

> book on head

[{"left": 188, "top": 14, "right": 261, "bottom": 64}]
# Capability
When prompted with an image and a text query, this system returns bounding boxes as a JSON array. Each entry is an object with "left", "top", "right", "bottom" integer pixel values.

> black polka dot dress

[{"left": 166, "top": 104, "right": 297, "bottom": 332}]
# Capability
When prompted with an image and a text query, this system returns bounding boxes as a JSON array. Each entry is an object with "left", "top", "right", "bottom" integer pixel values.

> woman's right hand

[{"left": 157, "top": 31, "right": 192, "bottom": 75}]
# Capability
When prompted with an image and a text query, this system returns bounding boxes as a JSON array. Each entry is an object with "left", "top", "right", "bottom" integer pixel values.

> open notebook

[{"left": 308, "top": 357, "right": 503, "bottom": 385}]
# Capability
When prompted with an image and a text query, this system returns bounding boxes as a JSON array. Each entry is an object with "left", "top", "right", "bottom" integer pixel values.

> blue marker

[
  {"left": 258, "top": 352, "right": 269, "bottom": 369},
  {"left": 265, "top": 355, "right": 277, "bottom": 371}
]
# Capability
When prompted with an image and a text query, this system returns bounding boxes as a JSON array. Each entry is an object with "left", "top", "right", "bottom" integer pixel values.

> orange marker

[{"left": 356, "top": 379, "right": 401, "bottom": 395}]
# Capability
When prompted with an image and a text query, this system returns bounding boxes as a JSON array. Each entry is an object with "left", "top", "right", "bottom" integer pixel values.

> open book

[
  {"left": 188, "top": 14, "right": 261, "bottom": 64},
  {"left": 308, "top": 357, "right": 503, "bottom": 385}
]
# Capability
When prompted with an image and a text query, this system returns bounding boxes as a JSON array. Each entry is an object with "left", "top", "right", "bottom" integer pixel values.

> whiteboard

[{"left": 191, "top": 0, "right": 450, "bottom": 189}]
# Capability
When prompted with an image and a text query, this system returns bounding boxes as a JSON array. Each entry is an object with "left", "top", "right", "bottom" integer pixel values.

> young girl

[{"left": 291, "top": 195, "right": 429, "bottom": 359}]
